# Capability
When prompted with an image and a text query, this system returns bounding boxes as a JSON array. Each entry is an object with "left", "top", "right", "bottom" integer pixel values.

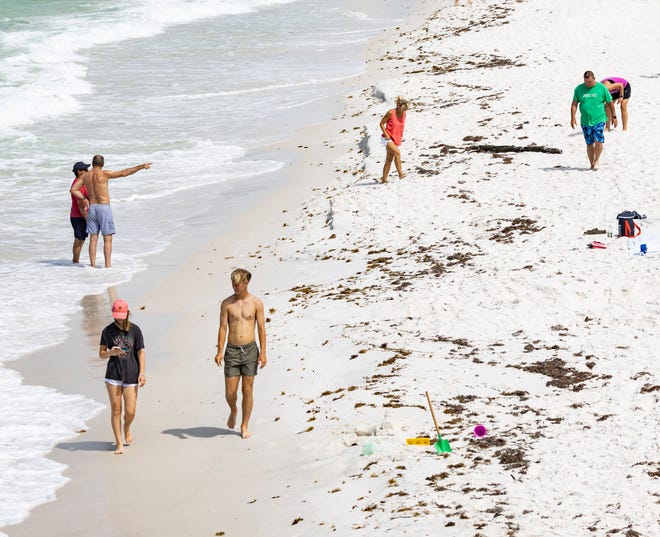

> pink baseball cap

[{"left": 111, "top": 299, "right": 129, "bottom": 319}]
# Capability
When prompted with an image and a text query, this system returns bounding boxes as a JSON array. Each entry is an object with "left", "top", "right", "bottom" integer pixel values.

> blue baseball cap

[{"left": 72, "top": 161, "right": 90, "bottom": 174}]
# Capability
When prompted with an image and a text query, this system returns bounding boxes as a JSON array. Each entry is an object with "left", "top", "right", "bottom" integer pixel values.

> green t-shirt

[{"left": 573, "top": 82, "right": 612, "bottom": 126}]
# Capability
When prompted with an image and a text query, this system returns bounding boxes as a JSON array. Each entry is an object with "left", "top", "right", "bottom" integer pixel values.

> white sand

[{"left": 7, "top": 0, "right": 659, "bottom": 536}]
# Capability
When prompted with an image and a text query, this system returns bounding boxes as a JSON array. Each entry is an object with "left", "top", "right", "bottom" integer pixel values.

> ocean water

[{"left": 0, "top": 0, "right": 416, "bottom": 531}]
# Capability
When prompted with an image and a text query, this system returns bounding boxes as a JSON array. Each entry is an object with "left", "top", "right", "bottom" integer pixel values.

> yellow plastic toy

[{"left": 405, "top": 437, "right": 432, "bottom": 445}]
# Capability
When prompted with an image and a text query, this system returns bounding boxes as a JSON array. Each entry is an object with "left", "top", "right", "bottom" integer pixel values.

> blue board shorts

[
  {"left": 87, "top": 204, "right": 116, "bottom": 235},
  {"left": 581, "top": 122, "right": 605, "bottom": 145}
]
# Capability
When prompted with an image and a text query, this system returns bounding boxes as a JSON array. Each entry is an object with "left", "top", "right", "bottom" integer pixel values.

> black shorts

[
  {"left": 610, "top": 82, "right": 631, "bottom": 100},
  {"left": 70, "top": 217, "right": 88, "bottom": 240}
]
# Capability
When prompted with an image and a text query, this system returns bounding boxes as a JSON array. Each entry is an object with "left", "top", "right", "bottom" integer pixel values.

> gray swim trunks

[
  {"left": 87, "top": 204, "right": 116, "bottom": 235},
  {"left": 224, "top": 342, "right": 259, "bottom": 377}
]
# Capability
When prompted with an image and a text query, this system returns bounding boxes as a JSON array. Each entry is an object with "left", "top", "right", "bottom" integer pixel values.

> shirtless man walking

[
  {"left": 214, "top": 269, "right": 267, "bottom": 439},
  {"left": 70, "top": 154, "right": 151, "bottom": 268}
]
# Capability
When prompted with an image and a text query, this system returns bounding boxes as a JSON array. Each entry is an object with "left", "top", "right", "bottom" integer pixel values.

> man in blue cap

[
  {"left": 70, "top": 155, "right": 151, "bottom": 268},
  {"left": 69, "top": 161, "right": 90, "bottom": 263}
]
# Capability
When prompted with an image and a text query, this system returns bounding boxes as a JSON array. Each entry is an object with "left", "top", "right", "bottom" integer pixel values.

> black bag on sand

[{"left": 617, "top": 210, "right": 645, "bottom": 237}]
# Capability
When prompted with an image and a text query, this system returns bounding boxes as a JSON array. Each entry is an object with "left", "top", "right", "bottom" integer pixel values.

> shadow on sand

[
  {"left": 162, "top": 426, "right": 238, "bottom": 439},
  {"left": 38, "top": 258, "right": 85, "bottom": 267},
  {"left": 57, "top": 440, "right": 116, "bottom": 452},
  {"left": 542, "top": 165, "right": 589, "bottom": 172}
]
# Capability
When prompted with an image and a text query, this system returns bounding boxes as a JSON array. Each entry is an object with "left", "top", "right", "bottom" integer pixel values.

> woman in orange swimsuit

[{"left": 379, "top": 96, "right": 409, "bottom": 183}]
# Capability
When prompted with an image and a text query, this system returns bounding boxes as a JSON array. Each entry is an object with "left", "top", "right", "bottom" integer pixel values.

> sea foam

[
  {"left": 0, "top": 0, "right": 296, "bottom": 131},
  {"left": 0, "top": 0, "right": 410, "bottom": 532}
]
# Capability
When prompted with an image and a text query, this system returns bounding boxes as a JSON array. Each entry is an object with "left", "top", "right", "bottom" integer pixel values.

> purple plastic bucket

[{"left": 473, "top": 424, "right": 487, "bottom": 438}]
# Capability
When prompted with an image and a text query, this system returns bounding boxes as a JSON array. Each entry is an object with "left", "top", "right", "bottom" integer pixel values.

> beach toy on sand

[
  {"left": 425, "top": 391, "right": 452, "bottom": 454},
  {"left": 435, "top": 437, "right": 452, "bottom": 454},
  {"left": 406, "top": 437, "right": 432, "bottom": 445},
  {"left": 473, "top": 424, "right": 487, "bottom": 438}
]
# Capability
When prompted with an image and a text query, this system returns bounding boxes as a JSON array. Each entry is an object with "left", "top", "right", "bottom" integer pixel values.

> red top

[
  {"left": 384, "top": 109, "right": 406, "bottom": 146},
  {"left": 70, "top": 178, "right": 88, "bottom": 218}
]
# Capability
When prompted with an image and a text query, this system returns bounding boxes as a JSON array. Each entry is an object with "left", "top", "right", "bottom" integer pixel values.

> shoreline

[
  {"left": 5, "top": 1, "right": 436, "bottom": 535},
  {"left": 6, "top": 91, "right": 359, "bottom": 537},
  {"left": 7, "top": 1, "right": 660, "bottom": 536}
]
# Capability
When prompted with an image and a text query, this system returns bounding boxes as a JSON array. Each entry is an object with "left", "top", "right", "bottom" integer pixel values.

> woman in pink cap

[{"left": 99, "top": 299, "right": 146, "bottom": 454}]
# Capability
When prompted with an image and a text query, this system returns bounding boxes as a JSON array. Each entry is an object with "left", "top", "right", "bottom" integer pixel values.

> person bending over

[{"left": 601, "top": 77, "right": 631, "bottom": 131}]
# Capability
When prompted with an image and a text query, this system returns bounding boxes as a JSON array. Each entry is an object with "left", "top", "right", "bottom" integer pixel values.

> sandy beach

[{"left": 6, "top": 0, "right": 660, "bottom": 536}]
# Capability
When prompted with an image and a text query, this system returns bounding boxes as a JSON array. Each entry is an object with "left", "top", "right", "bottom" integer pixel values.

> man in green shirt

[{"left": 570, "top": 71, "right": 617, "bottom": 170}]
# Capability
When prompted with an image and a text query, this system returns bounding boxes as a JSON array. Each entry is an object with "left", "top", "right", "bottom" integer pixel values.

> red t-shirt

[{"left": 70, "top": 178, "right": 88, "bottom": 218}]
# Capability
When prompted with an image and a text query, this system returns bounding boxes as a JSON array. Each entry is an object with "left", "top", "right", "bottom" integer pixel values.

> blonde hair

[
  {"left": 115, "top": 312, "right": 131, "bottom": 332},
  {"left": 395, "top": 96, "right": 409, "bottom": 108},
  {"left": 231, "top": 268, "right": 252, "bottom": 285}
]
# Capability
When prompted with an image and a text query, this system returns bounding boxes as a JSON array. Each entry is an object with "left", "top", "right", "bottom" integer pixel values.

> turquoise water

[{"left": 0, "top": 0, "right": 416, "bottom": 531}]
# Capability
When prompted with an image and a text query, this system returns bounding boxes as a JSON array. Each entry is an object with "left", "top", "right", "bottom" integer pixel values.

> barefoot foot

[
  {"left": 123, "top": 432, "right": 133, "bottom": 446},
  {"left": 227, "top": 412, "right": 237, "bottom": 430},
  {"left": 241, "top": 427, "right": 251, "bottom": 439},
  {"left": 398, "top": 173, "right": 407, "bottom": 179},
  {"left": 114, "top": 445, "right": 123, "bottom": 455}
]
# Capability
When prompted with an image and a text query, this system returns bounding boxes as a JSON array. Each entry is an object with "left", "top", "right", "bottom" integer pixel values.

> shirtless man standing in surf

[
  {"left": 214, "top": 268, "right": 267, "bottom": 439},
  {"left": 70, "top": 154, "right": 151, "bottom": 268}
]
